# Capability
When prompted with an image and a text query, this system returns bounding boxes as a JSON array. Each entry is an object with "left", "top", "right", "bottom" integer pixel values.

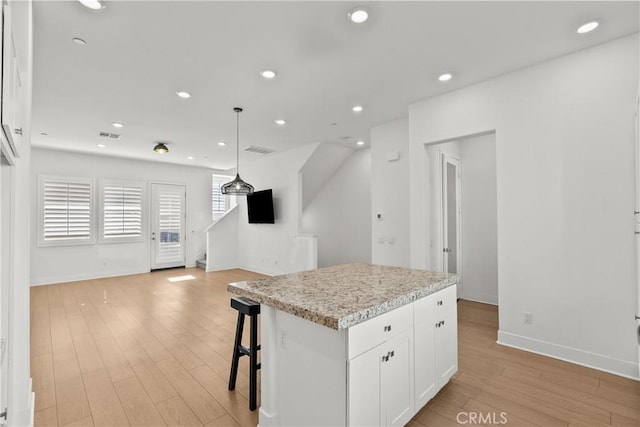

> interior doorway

[{"left": 426, "top": 133, "right": 498, "bottom": 305}]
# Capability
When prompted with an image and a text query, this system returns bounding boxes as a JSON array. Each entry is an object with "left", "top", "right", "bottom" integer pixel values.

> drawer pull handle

[{"left": 383, "top": 325, "right": 392, "bottom": 332}]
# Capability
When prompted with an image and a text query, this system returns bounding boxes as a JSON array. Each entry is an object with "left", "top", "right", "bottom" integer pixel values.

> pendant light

[{"left": 221, "top": 107, "right": 254, "bottom": 195}]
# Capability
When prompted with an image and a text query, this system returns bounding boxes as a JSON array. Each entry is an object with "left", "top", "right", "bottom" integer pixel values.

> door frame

[
  {"left": 441, "top": 153, "right": 462, "bottom": 289},
  {"left": 149, "top": 182, "right": 187, "bottom": 270}
]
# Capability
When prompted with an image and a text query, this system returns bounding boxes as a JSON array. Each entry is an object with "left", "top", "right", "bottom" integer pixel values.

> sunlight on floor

[{"left": 167, "top": 274, "right": 196, "bottom": 282}]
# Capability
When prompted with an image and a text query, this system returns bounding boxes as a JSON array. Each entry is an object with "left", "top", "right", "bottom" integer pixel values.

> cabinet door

[
  {"left": 382, "top": 329, "right": 414, "bottom": 427},
  {"left": 414, "top": 295, "right": 437, "bottom": 408},
  {"left": 436, "top": 286, "right": 458, "bottom": 387},
  {"left": 348, "top": 343, "right": 382, "bottom": 427}
]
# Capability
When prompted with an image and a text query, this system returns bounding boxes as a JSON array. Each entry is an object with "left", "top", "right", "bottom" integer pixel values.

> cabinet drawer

[
  {"left": 414, "top": 285, "right": 456, "bottom": 324},
  {"left": 348, "top": 303, "right": 413, "bottom": 359}
]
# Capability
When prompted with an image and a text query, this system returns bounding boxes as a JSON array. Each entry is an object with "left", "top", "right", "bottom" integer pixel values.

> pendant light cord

[{"left": 236, "top": 109, "right": 240, "bottom": 175}]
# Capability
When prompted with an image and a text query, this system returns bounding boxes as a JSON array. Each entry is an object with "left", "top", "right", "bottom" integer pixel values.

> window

[
  {"left": 100, "top": 180, "right": 144, "bottom": 243},
  {"left": 39, "top": 176, "right": 94, "bottom": 246},
  {"left": 212, "top": 174, "right": 235, "bottom": 219}
]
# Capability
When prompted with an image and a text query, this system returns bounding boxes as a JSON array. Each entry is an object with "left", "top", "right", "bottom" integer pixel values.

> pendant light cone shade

[
  {"left": 153, "top": 142, "right": 169, "bottom": 153},
  {"left": 221, "top": 107, "right": 254, "bottom": 195}
]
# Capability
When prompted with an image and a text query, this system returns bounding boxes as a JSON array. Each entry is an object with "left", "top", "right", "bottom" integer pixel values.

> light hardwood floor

[{"left": 31, "top": 268, "right": 639, "bottom": 426}]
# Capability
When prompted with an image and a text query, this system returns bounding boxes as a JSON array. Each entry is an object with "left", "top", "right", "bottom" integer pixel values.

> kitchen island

[{"left": 228, "top": 263, "right": 459, "bottom": 427}]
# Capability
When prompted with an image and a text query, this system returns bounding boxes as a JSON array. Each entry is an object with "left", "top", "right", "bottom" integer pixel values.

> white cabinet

[
  {"left": 258, "top": 284, "right": 458, "bottom": 427},
  {"left": 414, "top": 285, "right": 458, "bottom": 409},
  {"left": 381, "top": 330, "right": 413, "bottom": 427},
  {"left": 347, "top": 306, "right": 414, "bottom": 427},
  {"left": 1, "top": 3, "right": 23, "bottom": 158}
]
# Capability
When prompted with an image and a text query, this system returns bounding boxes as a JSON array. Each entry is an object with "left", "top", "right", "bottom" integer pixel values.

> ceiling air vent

[
  {"left": 99, "top": 131, "right": 121, "bottom": 139},
  {"left": 244, "top": 145, "right": 275, "bottom": 155}
]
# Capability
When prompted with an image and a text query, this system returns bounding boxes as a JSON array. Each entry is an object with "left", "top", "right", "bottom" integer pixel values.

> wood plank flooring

[{"left": 31, "top": 268, "right": 639, "bottom": 426}]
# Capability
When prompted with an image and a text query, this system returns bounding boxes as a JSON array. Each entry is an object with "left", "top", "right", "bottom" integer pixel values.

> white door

[
  {"left": 435, "top": 285, "right": 458, "bottom": 388},
  {"left": 0, "top": 151, "right": 12, "bottom": 421},
  {"left": 413, "top": 294, "right": 437, "bottom": 409},
  {"left": 150, "top": 183, "right": 186, "bottom": 270},
  {"left": 442, "top": 154, "right": 462, "bottom": 295}
]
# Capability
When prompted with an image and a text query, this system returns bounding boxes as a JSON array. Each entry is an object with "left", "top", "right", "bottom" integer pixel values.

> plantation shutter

[
  {"left": 212, "top": 175, "right": 231, "bottom": 215},
  {"left": 103, "top": 184, "right": 143, "bottom": 239},
  {"left": 158, "top": 192, "right": 183, "bottom": 259},
  {"left": 42, "top": 178, "right": 92, "bottom": 242}
]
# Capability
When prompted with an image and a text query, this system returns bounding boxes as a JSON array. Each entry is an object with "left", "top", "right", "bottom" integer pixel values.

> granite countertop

[{"left": 228, "top": 263, "right": 459, "bottom": 330}]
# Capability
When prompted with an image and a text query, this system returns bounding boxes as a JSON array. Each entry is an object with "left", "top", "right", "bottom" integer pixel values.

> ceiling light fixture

[
  {"left": 577, "top": 20, "right": 599, "bottom": 34},
  {"left": 352, "top": 105, "right": 363, "bottom": 113},
  {"left": 187, "top": 156, "right": 194, "bottom": 160},
  {"left": 348, "top": 7, "right": 369, "bottom": 24},
  {"left": 78, "top": 0, "right": 104, "bottom": 10},
  {"left": 153, "top": 142, "right": 169, "bottom": 154},
  {"left": 438, "top": 73, "right": 453, "bottom": 82},
  {"left": 112, "top": 122, "right": 124, "bottom": 128},
  {"left": 275, "top": 119, "right": 286, "bottom": 126},
  {"left": 97, "top": 143, "right": 106, "bottom": 148},
  {"left": 261, "top": 69, "right": 277, "bottom": 79},
  {"left": 176, "top": 91, "right": 191, "bottom": 99},
  {"left": 218, "top": 141, "right": 227, "bottom": 147},
  {"left": 72, "top": 37, "right": 87, "bottom": 46},
  {"left": 222, "top": 108, "right": 254, "bottom": 196},
  {"left": 357, "top": 140, "right": 365, "bottom": 146}
]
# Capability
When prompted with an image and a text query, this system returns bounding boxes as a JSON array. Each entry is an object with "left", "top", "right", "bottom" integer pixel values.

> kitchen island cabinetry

[{"left": 229, "top": 263, "right": 458, "bottom": 426}]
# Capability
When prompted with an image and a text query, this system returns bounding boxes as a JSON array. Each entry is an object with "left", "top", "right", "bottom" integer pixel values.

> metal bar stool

[{"left": 228, "top": 296, "right": 261, "bottom": 411}]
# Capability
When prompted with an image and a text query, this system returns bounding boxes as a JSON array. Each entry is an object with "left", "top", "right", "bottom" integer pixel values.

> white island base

[{"left": 258, "top": 284, "right": 458, "bottom": 427}]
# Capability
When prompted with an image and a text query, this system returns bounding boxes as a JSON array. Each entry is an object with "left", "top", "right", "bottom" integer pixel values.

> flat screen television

[{"left": 247, "top": 189, "right": 275, "bottom": 224}]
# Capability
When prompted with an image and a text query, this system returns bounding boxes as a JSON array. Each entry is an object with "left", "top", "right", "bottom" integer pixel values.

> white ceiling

[{"left": 32, "top": 1, "right": 639, "bottom": 170}]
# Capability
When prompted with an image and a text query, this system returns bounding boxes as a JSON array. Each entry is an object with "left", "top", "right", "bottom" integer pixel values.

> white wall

[
  {"left": 302, "top": 149, "right": 372, "bottom": 268},
  {"left": 30, "top": 148, "right": 222, "bottom": 285},
  {"left": 236, "top": 144, "right": 318, "bottom": 275},
  {"left": 370, "top": 119, "right": 411, "bottom": 267},
  {"left": 459, "top": 134, "right": 498, "bottom": 304},
  {"left": 206, "top": 206, "right": 239, "bottom": 272},
  {"left": 408, "top": 34, "right": 639, "bottom": 378}
]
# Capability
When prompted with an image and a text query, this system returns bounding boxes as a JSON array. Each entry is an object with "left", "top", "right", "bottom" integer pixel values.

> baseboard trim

[
  {"left": 497, "top": 330, "right": 639, "bottom": 381},
  {"left": 460, "top": 295, "right": 498, "bottom": 306},
  {"left": 30, "top": 268, "right": 150, "bottom": 286}
]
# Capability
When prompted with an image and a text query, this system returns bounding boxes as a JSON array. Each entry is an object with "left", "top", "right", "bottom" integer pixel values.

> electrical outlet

[{"left": 524, "top": 312, "right": 533, "bottom": 325}]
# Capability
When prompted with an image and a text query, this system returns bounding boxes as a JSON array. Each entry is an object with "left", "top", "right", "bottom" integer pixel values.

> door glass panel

[{"left": 446, "top": 163, "right": 457, "bottom": 274}]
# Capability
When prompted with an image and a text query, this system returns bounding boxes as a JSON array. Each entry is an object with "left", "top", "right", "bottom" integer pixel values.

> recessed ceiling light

[
  {"left": 438, "top": 73, "right": 453, "bottom": 82},
  {"left": 187, "top": 156, "right": 195, "bottom": 160},
  {"left": 348, "top": 7, "right": 369, "bottom": 24},
  {"left": 357, "top": 140, "right": 365, "bottom": 146},
  {"left": 218, "top": 141, "right": 227, "bottom": 147},
  {"left": 96, "top": 143, "right": 106, "bottom": 148},
  {"left": 176, "top": 91, "right": 191, "bottom": 99},
  {"left": 72, "top": 37, "right": 87, "bottom": 46},
  {"left": 112, "top": 122, "right": 124, "bottom": 128},
  {"left": 352, "top": 105, "right": 363, "bottom": 113},
  {"left": 274, "top": 119, "right": 286, "bottom": 126},
  {"left": 261, "top": 69, "right": 277, "bottom": 79},
  {"left": 78, "top": 0, "right": 104, "bottom": 10},
  {"left": 577, "top": 20, "right": 599, "bottom": 34}
]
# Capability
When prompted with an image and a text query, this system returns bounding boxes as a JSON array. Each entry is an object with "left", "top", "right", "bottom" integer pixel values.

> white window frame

[
  {"left": 212, "top": 174, "right": 236, "bottom": 219},
  {"left": 99, "top": 179, "right": 146, "bottom": 244},
  {"left": 38, "top": 175, "right": 95, "bottom": 247}
]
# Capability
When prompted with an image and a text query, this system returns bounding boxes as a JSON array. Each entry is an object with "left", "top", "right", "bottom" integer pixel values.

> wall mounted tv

[{"left": 247, "top": 189, "right": 275, "bottom": 224}]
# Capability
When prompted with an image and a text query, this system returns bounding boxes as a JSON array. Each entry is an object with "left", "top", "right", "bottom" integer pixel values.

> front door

[
  {"left": 150, "top": 183, "right": 186, "bottom": 270},
  {"left": 442, "top": 154, "right": 462, "bottom": 296}
]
